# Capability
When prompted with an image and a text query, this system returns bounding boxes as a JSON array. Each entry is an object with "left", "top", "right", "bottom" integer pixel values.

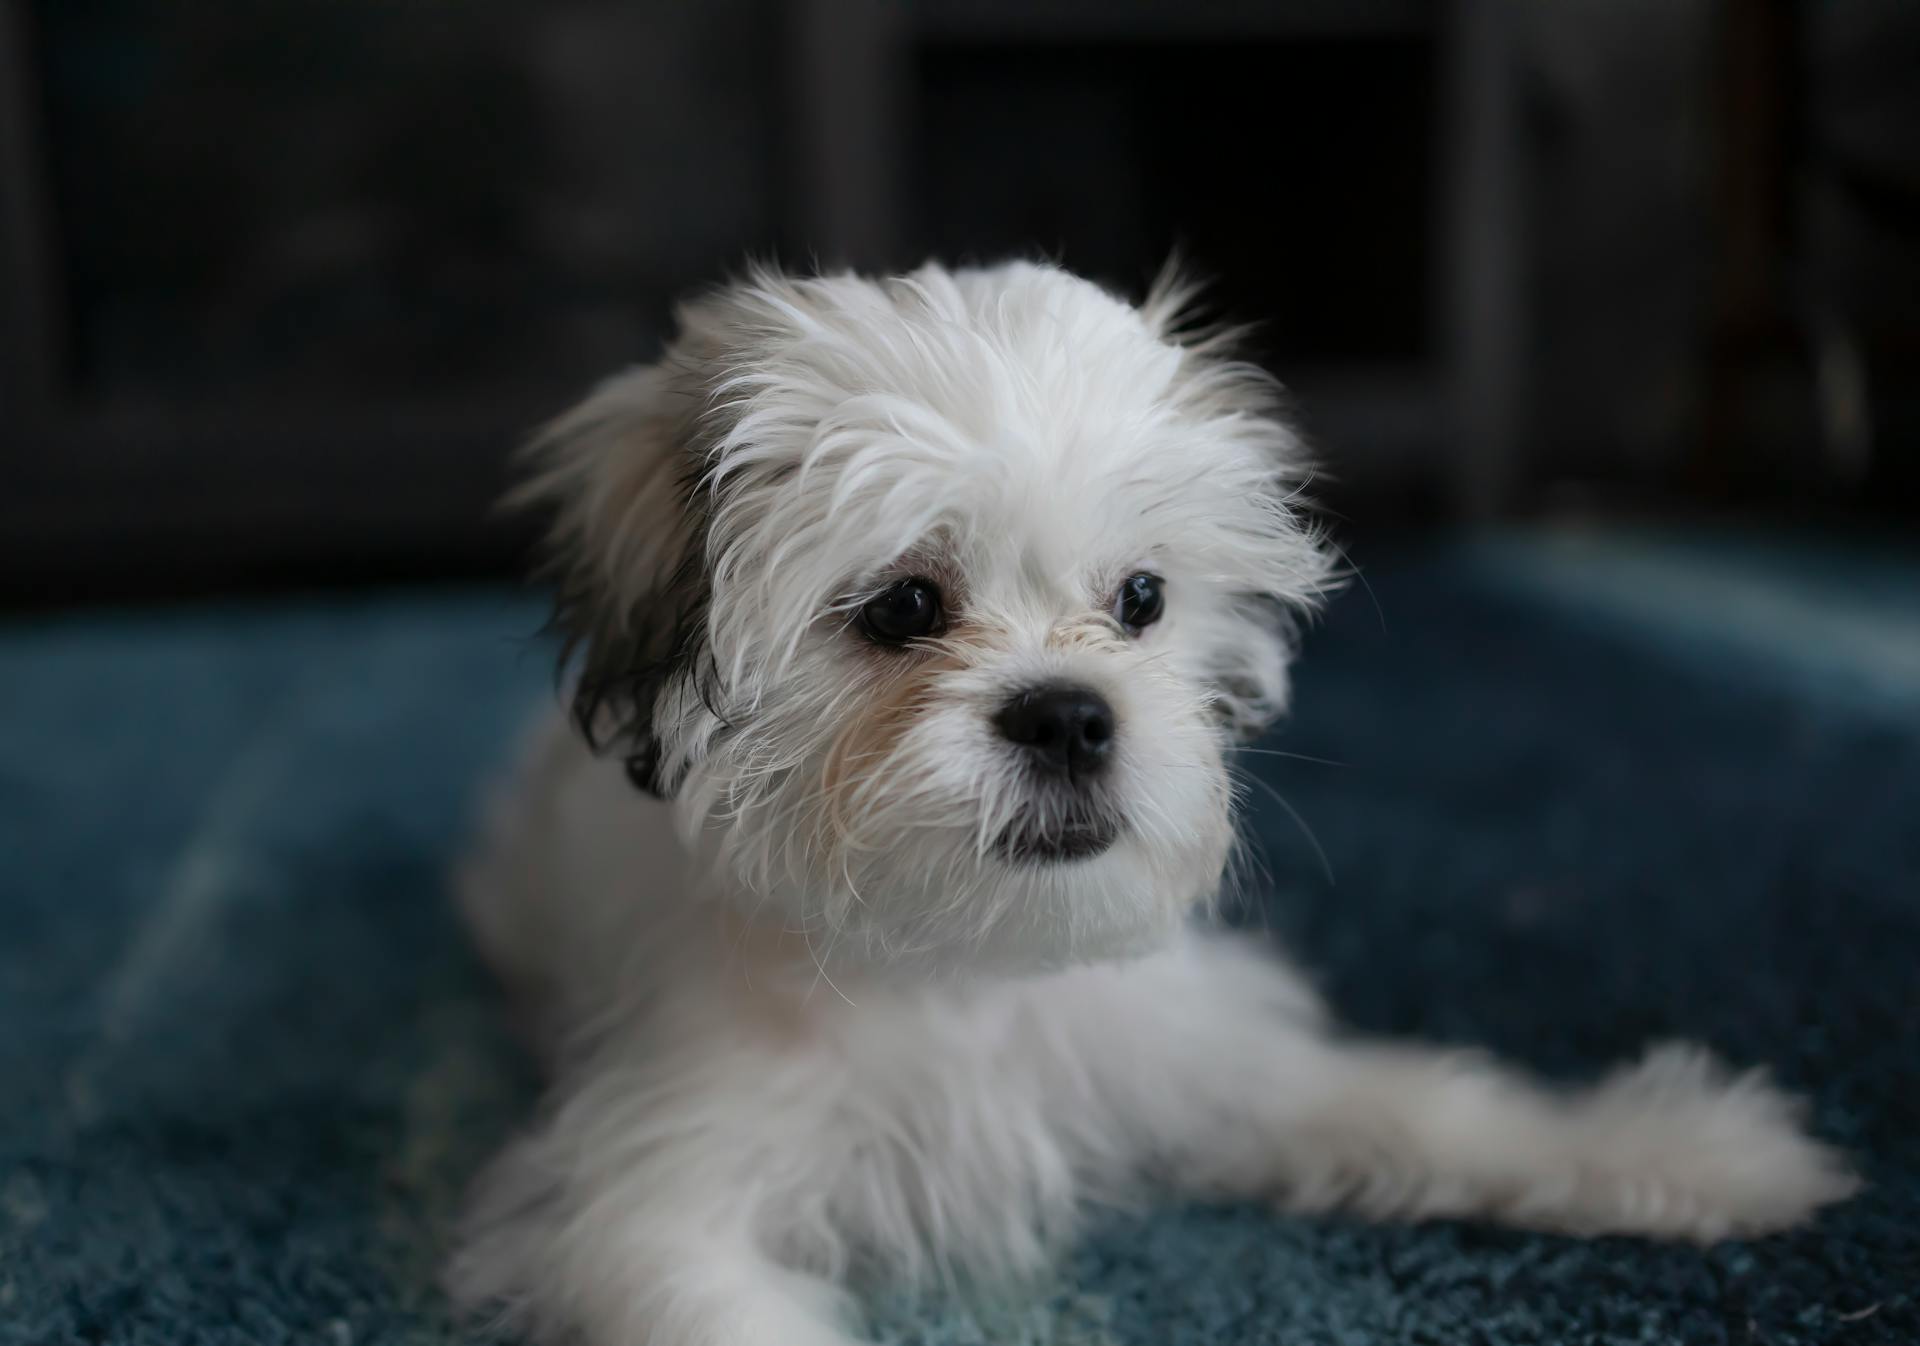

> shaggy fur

[{"left": 449, "top": 261, "right": 1855, "bottom": 1345}]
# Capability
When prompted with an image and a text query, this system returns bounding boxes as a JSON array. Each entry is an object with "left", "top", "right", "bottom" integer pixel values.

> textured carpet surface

[{"left": 2, "top": 529, "right": 1916, "bottom": 1345}]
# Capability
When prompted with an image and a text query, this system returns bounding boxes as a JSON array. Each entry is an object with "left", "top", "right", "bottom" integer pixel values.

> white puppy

[{"left": 449, "top": 261, "right": 1855, "bottom": 1345}]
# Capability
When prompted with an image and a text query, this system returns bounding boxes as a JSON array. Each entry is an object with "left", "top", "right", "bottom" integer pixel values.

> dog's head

[{"left": 522, "top": 261, "right": 1333, "bottom": 973}]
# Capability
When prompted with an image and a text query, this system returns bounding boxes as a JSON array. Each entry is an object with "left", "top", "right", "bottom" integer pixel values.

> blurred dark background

[{"left": 2, "top": 0, "right": 1916, "bottom": 606}]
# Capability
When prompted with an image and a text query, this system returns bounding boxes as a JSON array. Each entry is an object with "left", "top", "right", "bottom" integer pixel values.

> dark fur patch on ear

[
  {"left": 512, "top": 323, "right": 776, "bottom": 797},
  {"left": 520, "top": 415, "right": 717, "bottom": 797},
  {"left": 548, "top": 539, "right": 714, "bottom": 799}
]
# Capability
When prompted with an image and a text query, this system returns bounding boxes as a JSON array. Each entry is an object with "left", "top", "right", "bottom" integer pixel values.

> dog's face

[{"left": 525, "top": 262, "right": 1332, "bottom": 974}]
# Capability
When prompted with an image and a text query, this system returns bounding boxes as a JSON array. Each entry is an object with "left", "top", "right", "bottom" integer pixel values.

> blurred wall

[{"left": 2, "top": 0, "right": 1915, "bottom": 603}]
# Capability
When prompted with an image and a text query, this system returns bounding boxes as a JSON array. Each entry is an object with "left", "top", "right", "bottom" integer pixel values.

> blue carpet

[{"left": 2, "top": 530, "right": 1915, "bottom": 1345}]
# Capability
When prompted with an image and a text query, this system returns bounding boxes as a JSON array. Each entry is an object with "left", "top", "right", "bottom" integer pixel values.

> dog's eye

[
  {"left": 859, "top": 578, "right": 944, "bottom": 644},
  {"left": 1113, "top": 573, "right": 1165, "bottom": 634}
]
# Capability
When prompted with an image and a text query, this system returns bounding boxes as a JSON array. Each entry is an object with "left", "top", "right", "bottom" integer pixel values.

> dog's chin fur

[{"left": 449, "top": 261, "right": 1857, "bottom": 1346}]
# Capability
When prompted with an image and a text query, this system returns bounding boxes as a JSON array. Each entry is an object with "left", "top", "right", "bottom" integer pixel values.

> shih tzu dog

[{"left": 449, "top": 261, "right": 1855, "bottom": 1344}]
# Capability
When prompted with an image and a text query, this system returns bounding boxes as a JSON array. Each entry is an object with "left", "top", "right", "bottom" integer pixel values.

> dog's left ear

[
  {"left": 1141, "top": 258, "right": 1338, "bottom": 744},
  {"left": 511, "top": 365, "right": 711, "bottom": 797}
]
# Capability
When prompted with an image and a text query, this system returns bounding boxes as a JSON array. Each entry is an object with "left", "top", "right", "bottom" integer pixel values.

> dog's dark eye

[
  {"left": 859, "top": 578, "right": 944, "bottom": 644},
  {"left": 1113, "top": 573, "right": 1165, "bottom": 634}
]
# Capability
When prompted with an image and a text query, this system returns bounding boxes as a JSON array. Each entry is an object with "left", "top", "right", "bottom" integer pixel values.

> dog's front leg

[
  {"left": 1171, "top": 1035, "right": 1854, "bottom": 1241},
  {"left": 449, "top": 1125, "right": 869, "bottom": 1346},
  {"left": 1055, "top": 935, "right": 1856, "bottom": 1242}
]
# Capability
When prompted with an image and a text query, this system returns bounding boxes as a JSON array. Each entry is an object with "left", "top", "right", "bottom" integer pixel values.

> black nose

[{"left": 995, "top": 685, "right": 1115, "bottom": 778}]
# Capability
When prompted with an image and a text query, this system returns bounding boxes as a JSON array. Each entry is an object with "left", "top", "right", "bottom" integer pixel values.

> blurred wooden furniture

[{"left": 2, "top": 0, "right": 1517, "bottom": 602}]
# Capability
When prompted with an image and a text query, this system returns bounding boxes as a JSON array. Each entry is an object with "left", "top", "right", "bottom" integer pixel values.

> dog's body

[{"left": 450, "top": 262, "right": 1854, "bottom": 1345}]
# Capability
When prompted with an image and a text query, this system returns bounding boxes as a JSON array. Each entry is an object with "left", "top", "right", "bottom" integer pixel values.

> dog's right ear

[{"left": 510, "top": 365, "right": 711, "bottom": 798}]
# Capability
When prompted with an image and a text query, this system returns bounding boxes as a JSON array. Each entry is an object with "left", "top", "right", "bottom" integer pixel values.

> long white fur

[{"left": 449, "top": 261, "right": 1856, "bottom": 1345}]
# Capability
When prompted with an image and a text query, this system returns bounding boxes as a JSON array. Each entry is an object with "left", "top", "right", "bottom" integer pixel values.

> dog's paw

[{"left": 1543, "top": 1043, "right": 1860, "bottom": 1242}]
